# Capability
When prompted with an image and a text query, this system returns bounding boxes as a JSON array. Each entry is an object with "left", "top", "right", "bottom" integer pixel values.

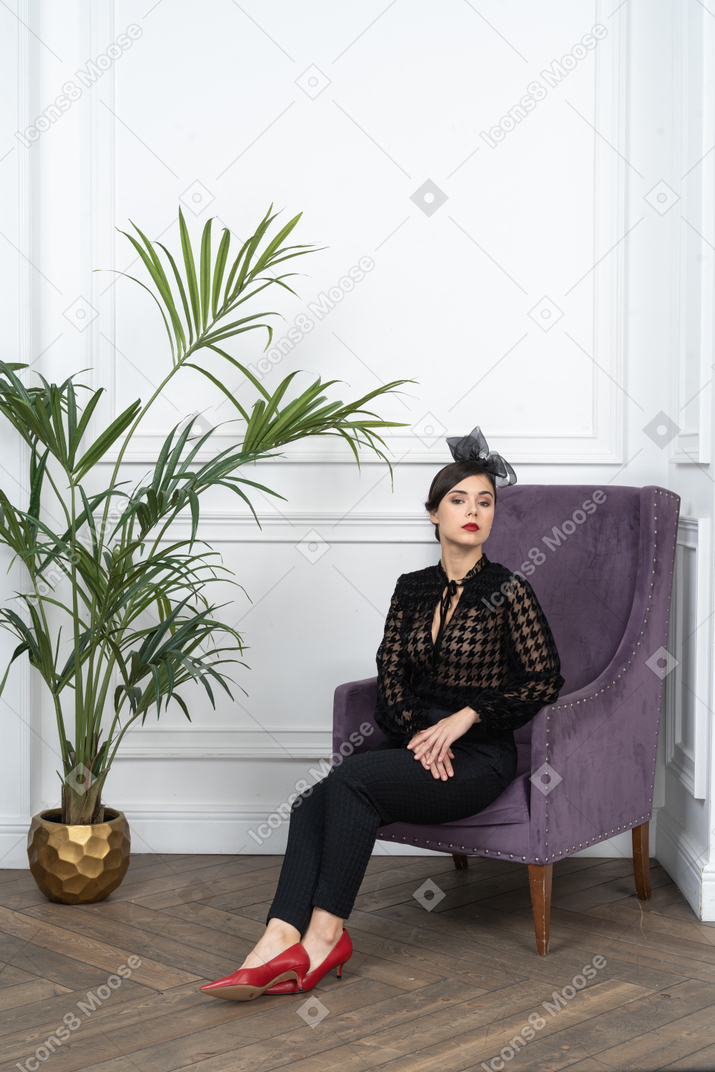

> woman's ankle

[
  {"left": 263, "top": 918, "right": 301, "bottom": 945},
  {"left": 302, "top": 909, "right": 344, "bottom": 946},
  {"left": 240, "top": 922, "right": 300, "bottom": 965}
]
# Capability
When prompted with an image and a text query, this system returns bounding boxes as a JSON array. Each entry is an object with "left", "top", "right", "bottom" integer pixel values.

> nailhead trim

[{"left": 381, "top": 818, "right": 648, "bottom": 859}]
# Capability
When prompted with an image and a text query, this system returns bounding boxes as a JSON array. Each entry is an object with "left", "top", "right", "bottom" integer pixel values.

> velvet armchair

[{"left": 332, "top": 484, "right": 680, "bottom": 955}]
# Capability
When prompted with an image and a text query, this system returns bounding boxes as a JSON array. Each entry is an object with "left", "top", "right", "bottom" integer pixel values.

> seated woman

[{"left": 200, "top": 425, "right": 565, "bottom": 1001}]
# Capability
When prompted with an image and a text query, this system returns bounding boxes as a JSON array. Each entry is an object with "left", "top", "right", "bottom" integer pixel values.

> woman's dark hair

[{"left": 424, "top": 462, "right": 497, "bottom": 543}]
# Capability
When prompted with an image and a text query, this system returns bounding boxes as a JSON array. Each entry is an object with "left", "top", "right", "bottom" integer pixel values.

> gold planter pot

[{"left": 27, "top": 807, "right": 131, "bottom": 905}]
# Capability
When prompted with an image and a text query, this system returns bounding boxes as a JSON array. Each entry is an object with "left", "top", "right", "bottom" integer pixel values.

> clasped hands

[{"left": 406, "top": 707, "right": 480, "bottom": 779}]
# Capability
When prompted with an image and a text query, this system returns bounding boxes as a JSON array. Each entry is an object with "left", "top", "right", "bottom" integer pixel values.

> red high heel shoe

[
  {"left": 264, "top": 928, "right": 352, "bottom": 994},
  {"left": 200, "top": 941, "right": 309, "bottom": 1001}
]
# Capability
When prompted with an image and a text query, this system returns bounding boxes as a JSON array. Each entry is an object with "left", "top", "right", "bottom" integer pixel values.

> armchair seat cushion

[
  {"left": 449, "top": 769, "right": 530, "bottom": 826},
  {"left": 377, "top": 766, "right": 529, "bottom": 834}
]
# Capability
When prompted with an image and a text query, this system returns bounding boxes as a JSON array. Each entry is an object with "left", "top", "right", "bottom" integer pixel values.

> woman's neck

[{"left": 439, "top": 548, "right": 483, "bottom": 583}]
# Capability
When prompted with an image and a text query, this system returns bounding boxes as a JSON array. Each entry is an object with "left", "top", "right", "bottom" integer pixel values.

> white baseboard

[
  {"left": 106, "top": 804, "right": 666, "bottom": 862},
  {"left": 570, "top": 807, "right": 660, "bottom": 860},
  {"left": 123, "top": 807, "right": 444, "bottom": 857},
  {"left": 1, "top": 805, "right": 670, "bottom": 870},
  {"left": 701, "top": 864, "right": 715, "bottom": 918},
  {"left": 656, "top": 806, "right": 715, "bottom": 919},
  {"left": 0, "top": 822, "right": 30, "bottom": 869},
  {"left": 0, "top": 808, "right": 441, "bottom": 868}
]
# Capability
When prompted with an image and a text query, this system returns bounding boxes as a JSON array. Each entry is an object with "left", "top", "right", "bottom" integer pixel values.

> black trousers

[{"left": 265, "top": 705, "right": 518, "bottom": 934}]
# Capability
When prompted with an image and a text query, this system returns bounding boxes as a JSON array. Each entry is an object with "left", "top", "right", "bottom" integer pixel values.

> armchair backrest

[{"left": 487, "top": 484, "right": 650, "bottom": 693}]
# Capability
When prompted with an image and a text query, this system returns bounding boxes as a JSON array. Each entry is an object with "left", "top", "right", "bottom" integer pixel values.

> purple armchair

[{"left": 332, "top": 484, "right": 680, "bottom": 955}]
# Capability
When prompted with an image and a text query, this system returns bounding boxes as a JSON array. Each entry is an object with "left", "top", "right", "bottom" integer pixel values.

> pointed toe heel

[{"left": 200, "top": 941, "right": 309, "bottom": 1001}]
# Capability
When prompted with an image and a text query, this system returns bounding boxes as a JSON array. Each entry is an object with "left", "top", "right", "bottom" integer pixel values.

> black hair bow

[{"left": 445, "top": 425, "right": 517, "bottom": 487}]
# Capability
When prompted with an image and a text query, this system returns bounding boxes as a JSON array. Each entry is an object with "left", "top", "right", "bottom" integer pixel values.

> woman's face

[{"left": 429, "top": 474, "right": 495, "bottom": 553}]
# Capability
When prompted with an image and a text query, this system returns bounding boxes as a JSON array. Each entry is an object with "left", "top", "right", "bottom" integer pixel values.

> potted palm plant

[{"left": 0, "top": 204, "right": 414, "bottom": 903}]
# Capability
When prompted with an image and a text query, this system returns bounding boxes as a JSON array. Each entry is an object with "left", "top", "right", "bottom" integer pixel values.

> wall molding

[
  {"left": 589, "top": 0, "right": 627, "bottom": 468},
  {"left": 128, "top": 509, "right": 457, "bottom": 544},
  {"left": 93, "top": 0, "right": 629, "bottom": 468},
  {"left": 86, "top": 1, "right": 117, "bottom": 436},
  {"left": 84, "top": 505, "right": 681, "bottom": 545},
  {"left": 101, "top": 429, "right": 626, "bottom": 467},
  {"left": 665, "top": 516, "right": 711, "bottom": 799},
  {"left": 671, "top": 0, "right": 714, "bottom": 465},
  {"left": 12, "top": 0, "right": 33, "bottom": 840},
  {"left": 115, "top": 725, "right": 334, "bottom": 759}
]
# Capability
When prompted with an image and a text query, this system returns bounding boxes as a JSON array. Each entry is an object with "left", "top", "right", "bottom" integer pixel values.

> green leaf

[
  {"left": 129, "top": 222, "right": 187, "bottom": 355},
  {"left": 70, "top": 387, "right": 105, "bottom": 469},
  {"left": 211, "top": 227, "right": 231, "bottom": 319},
  {"left": 156, "top": 240, "right": 195, "bottom": 349},
  {"left": 73, "top": 399, "right": 143, "bottom": 480},
  {"left": 199, "top": 217, "right": 212, "bottom": 331},
  {"left": 178, "top": 207, "right": 201, "bottom": 332}
]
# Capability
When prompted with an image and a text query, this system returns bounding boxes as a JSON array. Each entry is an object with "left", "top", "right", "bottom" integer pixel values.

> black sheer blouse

[{"left": 373, "top": 551, "right": 565, "bottom": 747}]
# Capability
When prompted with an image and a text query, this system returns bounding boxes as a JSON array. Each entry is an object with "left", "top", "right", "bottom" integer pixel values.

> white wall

[{"left": 1, "top": 0, "right": 713, "bottom": 917}]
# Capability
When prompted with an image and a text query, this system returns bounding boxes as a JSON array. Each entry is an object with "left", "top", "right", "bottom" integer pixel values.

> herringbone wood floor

[{"left": 1, "top": 852, "right": 715, "bottom": 1071}]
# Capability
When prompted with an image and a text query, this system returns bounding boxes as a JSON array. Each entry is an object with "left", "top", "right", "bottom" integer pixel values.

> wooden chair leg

[
  {"left": 632, "top": 821, "right": 652, "bottom": 900},
  {"left": 528, "top": 863, "right": 553, "bottom": 955},
  {"left": 452, "top": 853, "right": 469, "bottom": 870}
]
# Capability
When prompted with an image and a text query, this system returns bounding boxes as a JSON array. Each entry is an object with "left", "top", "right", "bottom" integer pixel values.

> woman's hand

[
  {"left": 407, "top": 708, "right": 480, "bottom": 780},
  {"left": 408, "top": 734, "right": 455, "bottom": 779}
]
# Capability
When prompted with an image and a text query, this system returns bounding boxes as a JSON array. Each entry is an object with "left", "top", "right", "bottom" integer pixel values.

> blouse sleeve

[
  {"left": 466, "top": 574, "right": 565, "bottom": 732},
  {"left": 374, "top": 580, "right": 431, "bottom": 747}
]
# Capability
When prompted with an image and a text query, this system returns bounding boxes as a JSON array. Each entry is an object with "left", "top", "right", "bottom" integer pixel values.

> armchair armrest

[{"left": 332, "top": 676, "right": 383, "bottom": 757}]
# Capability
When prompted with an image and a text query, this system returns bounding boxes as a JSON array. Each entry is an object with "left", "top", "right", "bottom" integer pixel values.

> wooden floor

[{"left": 1, "top": 852, "right": 715, "bottom": 1071}]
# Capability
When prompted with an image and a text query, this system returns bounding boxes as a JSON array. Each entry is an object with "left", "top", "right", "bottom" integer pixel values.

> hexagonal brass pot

[{"left": 27, "top": 807, "right": 131, "bottom": 904}]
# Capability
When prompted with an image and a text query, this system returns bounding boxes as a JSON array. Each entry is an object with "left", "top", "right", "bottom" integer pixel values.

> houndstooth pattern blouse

[{"left": 374, "top": 551, "right": 565, "bottom": 747}]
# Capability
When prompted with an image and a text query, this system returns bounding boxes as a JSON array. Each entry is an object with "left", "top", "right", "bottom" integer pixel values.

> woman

[{"left": 200, "top": 426, "right": 565, "bottom": 1001}]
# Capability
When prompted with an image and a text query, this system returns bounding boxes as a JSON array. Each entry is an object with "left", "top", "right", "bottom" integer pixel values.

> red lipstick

[{"left": 462, "top": 523, "right": 479, "bottom": 531}]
